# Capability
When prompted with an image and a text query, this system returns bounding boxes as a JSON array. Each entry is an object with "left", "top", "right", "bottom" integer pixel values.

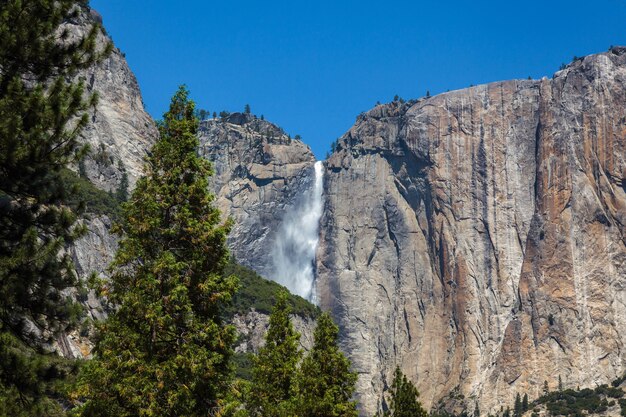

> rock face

[
  {"left": 66, "top": 9, "right": 158, "bottom": 192},
  {"left": 56, "top": 9, "right": 157, "bottom": 357},
  {"left": 231, "top": 310, "right": 316, "bottom": 354},
  {"left": 55, "top": 15, "right": 626, "bottom": 415},
  {"left": 318, "top": 48, "right": 626, "bottom": 415},
  {"left": 198, "top": 113, "right": 317, "bottom": 279}
]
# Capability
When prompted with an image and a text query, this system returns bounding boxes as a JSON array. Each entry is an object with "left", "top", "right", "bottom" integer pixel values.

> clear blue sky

[{"left": 90, "top": 0, "right": 626, "bottom": 159}]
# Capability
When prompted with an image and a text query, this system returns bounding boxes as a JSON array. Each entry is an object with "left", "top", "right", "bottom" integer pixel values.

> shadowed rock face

[{"left": 318, "top": 48, "right": 626, "bottom": 415}]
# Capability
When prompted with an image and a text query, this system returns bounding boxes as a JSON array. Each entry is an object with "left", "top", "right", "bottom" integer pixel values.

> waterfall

[{"left": 271, "top": 161, "right": 324, "bottom": 302}]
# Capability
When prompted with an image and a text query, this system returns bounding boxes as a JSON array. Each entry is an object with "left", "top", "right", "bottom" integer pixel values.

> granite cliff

[
  {"left": 318, "top": 47, "right": 626, "bottom": 415},
  {"left": 61, "top": 12, "right": 319, "bottom": 358},
  {"left": 60, "top": 10, "right": 626, "bottom": 415},
  {"left": 198, "top": 113, "right": 318, "bottom": 291}
]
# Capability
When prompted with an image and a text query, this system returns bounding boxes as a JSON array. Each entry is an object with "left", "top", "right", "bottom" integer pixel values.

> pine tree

[
  {"left": 296, "top": 312, "right": 358, "bottom": 417},
  {"left": 542, "top": 380, "right": 549, "bottom": 396},
  {"left": 248, "top": 290, "right": 302, "bottom": 417},
  {"left": 521, "top": 394, "right": 528, "bottom": 413},
  {"left": 513, "top": 393, "right": 522, "bottom": 417},
  {"left": 0, "top": 1, "right": 110, "bottom": 414},
  {"left": 244, "top": 104, "right": 251, "bottom": 114},
  {"left": 115, "top": 169, "right": 129, "bottom": 202},
  {"left": 74, "top": 86, "right": 238, "bottom": 417},
  {"left": 383, "top": 366, "right": 427, "bottom": 417}
]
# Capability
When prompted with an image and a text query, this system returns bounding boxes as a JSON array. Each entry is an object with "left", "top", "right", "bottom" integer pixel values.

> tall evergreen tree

[
  {"left": 295, "top": 312, "right": 358, "bottom": 417},
  {"left": 383, "top": 366, "right": 427, "bottom": 417},
  {"left": 0, "top": 1, "right": 110, "bottom": 414},
  {"left": 513, "top": 393, "right": 522, "bottom": 417},
  {"left": 75, "top": 86, "right": 238, "bottom": 417},
  {"left": 248, "top": 290, "right": 302, "bottom": 417},
  {"left": 521, "top": 393, "right": 528, "bottom": 413}
]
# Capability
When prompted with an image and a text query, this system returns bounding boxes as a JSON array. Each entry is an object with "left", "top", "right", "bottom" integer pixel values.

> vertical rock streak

[
  {"left": 318, "top": 47, "right": 626, "bottom": 416},
  {"left": 272, "top": 161, "right": 324, "bottom": 301}
]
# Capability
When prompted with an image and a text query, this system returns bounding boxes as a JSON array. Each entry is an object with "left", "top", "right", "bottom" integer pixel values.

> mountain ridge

[
  {"left": 66, "top": 10, "right": 626, "bottom": 414},
  {"left": 318, "top": 45, "right": 626, "bottom": 415}
]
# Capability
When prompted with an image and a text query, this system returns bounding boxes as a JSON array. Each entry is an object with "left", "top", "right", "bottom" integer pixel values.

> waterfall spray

[{"left": 271, "top": 161, "right": 324, "bottom": 302}]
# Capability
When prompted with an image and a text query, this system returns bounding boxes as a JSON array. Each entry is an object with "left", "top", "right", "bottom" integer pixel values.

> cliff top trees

[
  {"left": 75, "top": 86, "right": 238, "bottom": 417},
  {"left": 0, "top": 1, "right": 110, "bottom": 414}
]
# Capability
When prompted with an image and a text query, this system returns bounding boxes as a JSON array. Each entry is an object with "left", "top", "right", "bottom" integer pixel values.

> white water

[{"left": 271, "top": 161, "right": 324, "bottom": 302}]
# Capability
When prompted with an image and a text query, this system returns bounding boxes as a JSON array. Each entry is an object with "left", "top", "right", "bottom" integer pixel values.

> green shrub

[
  {"left": 535, "top": 384, "right": 625, "bottom": 416},
  {"left": 223, "top": 262, "right": 319, "bottom": 319},
  {"left": 232, "top": 352, "right": 255, "bottom": 381},
  {"left": 60, "top": 168, "right": 122, "bottom": 219}
]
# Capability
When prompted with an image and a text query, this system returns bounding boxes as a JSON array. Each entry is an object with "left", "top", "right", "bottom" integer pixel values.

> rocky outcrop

[
  {"left": 318, "top": 47, "right": 626, "bottom": 415},
  {"left": 66, "top": 9, "right": 158, "bottom": 192},
  {"left": 55, "top": 9, "right": 157, "bottom": 357},
  {"left": 198, "top": 114, "right": 317, "bottom": 279},
  {"left": 231, "top": 310, "right": 316, "bottom": 353}
]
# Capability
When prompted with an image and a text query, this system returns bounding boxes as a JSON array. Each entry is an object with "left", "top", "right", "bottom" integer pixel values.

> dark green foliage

[
  {"left": 78, "top": 158, "right": 88, "bottom": 178},
  {"left": 534, "top": 384, "right": 624, "bottom": 416},
  {"left": 382, "top": 366, "right": 427, "bottom": 417},
  {"left": 248, "top": 291, "right": 302, "bottom": 417},
  {"left": 59, "top": 169, "right": 122, "bottom": 219},
  {"left": 220, "top": 110, "right": 231, "bottom": 119},
  {"left": 244, "top": 104, "right": 251, "bottom": 114},
  {"left": 115, "top": 168, "right": 129, "bottom": 202},
  {"left": 75, "top": 86, "right": 238, "bottom": 417},
  {"left": 330, "top": 137, "right": 341, "bottom": 154},
  {"left": 513, "top": 393, "right": 522, "bottom": 417},
  {"left": 296, "top": 312, "right": 358, "bottom": 417},
  {"left": 196, "top": 108, "right": 209, "bottom": 120},
  {"left": 93, "top": 143, "right": 113, "bottom": 167},
  {"left": 0, "top": 1, "right": 110, "bottom": 414},
  {"left": 0, "top": 331, "right": 79, "bottom": 417},
  {"left": 522, "top": 393, "right": 528, "bottom": 413},
  {"left": 613, "top": 372, "right": 626, "bottom": 387},
  {"left": 223, "top": 262, "right": 319, "bottom": 319},
  {"left": 232, "top": 352, "right": 255, "bottom": 381},
  {"left": 620, "top": 398, "right": 626, "bottom": 416}
]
